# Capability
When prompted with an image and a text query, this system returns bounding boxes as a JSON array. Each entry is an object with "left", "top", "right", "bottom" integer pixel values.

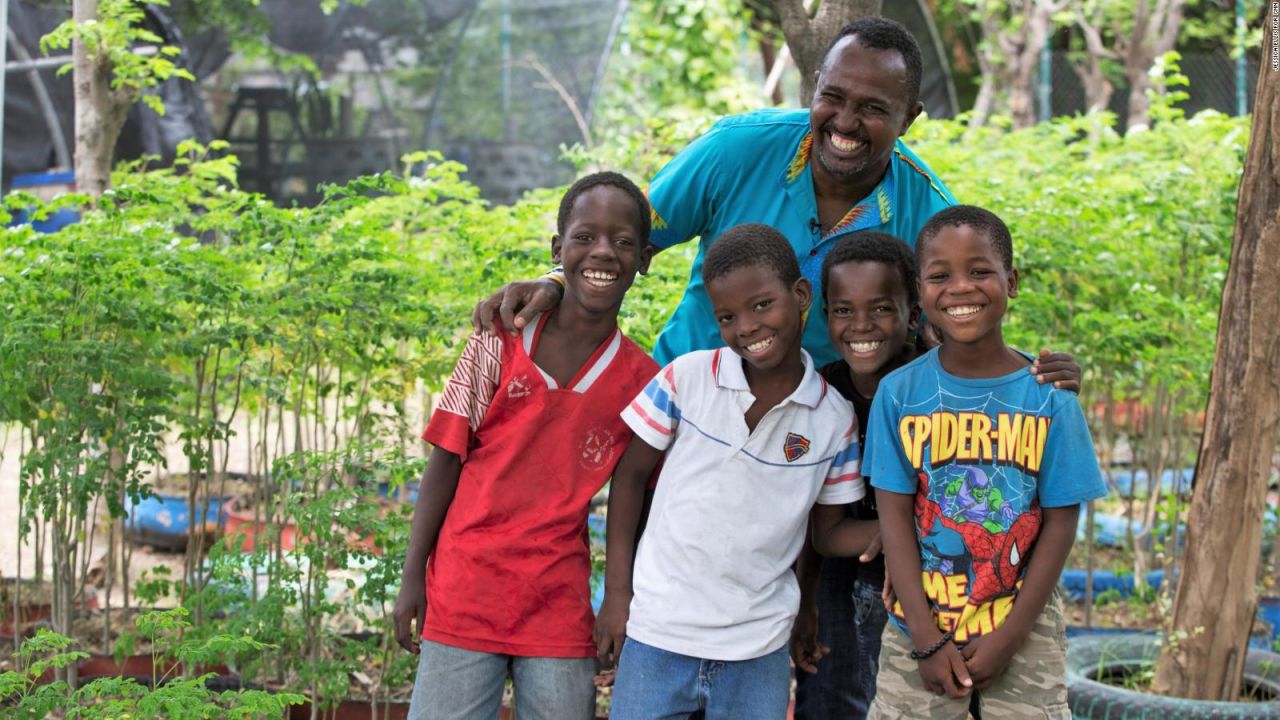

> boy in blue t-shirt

[{"left": 864, "top": 206, "right": 1106, "bottom": 719}]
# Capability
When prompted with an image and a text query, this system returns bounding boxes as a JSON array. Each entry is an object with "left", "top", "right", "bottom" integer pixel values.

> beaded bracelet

[
  {"left": 908, "top": 631, "right": 955, "bottom": 660},
  {"left": 543, "top": 265, "right": 566, "bottom": 288}
]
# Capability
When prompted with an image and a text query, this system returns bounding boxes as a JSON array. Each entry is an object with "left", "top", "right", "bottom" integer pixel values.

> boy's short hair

[
  {"left": 557, "top": 171, "right": 651, "bottom": 246},
  {"left": 821, "top": 231, "right": 919, "bottom": 309},
  {"left": 822, "top": 17, "right": 923, "bottom": 109},
  {"left": 701, "top": 223, "right": 801, "bottom": 287},
  {"left": 916, "top": 205, "right": 1014, "bottom": 270}
]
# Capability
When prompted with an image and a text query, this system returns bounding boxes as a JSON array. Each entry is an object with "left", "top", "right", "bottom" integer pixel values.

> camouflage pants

[{"left": 867, "top": 590, "right": 1070, "bottom": 719}]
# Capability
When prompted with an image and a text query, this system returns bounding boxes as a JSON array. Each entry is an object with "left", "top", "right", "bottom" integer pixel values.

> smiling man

[
  {"left": 474, "top": 18, "right": 954, "bottom": 368},
  {"left": 641, "top": 16, "right": 953, "bottom": 368}
]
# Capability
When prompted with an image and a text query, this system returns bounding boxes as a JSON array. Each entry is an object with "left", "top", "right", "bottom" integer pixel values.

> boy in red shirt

[{"left": 394, "top": 172, "right": 657, "bottom": 720}]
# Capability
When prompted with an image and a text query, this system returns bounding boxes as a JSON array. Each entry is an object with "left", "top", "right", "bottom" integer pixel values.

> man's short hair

[
  {"left": 822, "top": 16, "right": 923, "bottom": 109},
  {"left": 821, "top": 231, "right": 919, "bottom": 309},
  {"left": 702, "top": 223, "right": 801, "bottom": 287},
  {"left": 915, "top": 205, "right": 1014, "bottom": 270},
  {"left": 557, "top": 171, "right": 651, "bottom": 245}
]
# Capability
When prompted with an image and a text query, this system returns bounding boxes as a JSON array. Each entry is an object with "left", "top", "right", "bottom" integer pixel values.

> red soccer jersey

[{"left": 421, "top": 313, "right": 657, "bottom": 657}]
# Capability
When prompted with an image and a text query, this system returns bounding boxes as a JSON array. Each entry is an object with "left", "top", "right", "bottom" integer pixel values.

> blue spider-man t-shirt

[{"left": 864, "top": 348, "right": 1106, "bottom": 642}]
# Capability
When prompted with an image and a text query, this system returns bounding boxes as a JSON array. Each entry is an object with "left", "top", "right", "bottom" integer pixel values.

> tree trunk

[
  {"left": 1008, "top": 0, "right": 1058, "bottom": 129},
  {"left": 72, "top": 0, "right": 130, "bottom": 199},
  {"left": 1120, "top": 0, "right": 1184, "bottom": 130},
  {"left": 1124, "top": 74, "right": 1152, "bottom": 131},
  {"left": 771, "top": 0, "right": 882, "bottom": 106},
  {"left": 1071, "top": 8, "right": 1115, "bottom": 114},
  {"left": 1071, "top": 60, "right": 1113, "bottom": 114},
  {"left": 969, "top": 0, "right": 1064, "bottom": 131},
  {"left": 759, "top": 36, "right": 785, "bottom": 106},
  {"left": 967, "top": 8, "right": 1006, "bottom": 133},
  {"left": 1150, "top": 8, "right": 1280, "bottom": 699},
  {"left": 967, "top": 64, "right": 998, "bottom": 135}
]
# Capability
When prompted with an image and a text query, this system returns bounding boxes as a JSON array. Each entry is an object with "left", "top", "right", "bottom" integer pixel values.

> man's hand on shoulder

[{"left": 471, "top": 278, "right": 564, "bottom": 335}]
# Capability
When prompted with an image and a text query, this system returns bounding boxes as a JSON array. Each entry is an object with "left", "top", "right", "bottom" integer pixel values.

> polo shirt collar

[
  {"left": 713, "top": 347, "right": 826, "bottom": 408},
  {"left": 779, "top": 131, "right": 897, "bottom": 238}
]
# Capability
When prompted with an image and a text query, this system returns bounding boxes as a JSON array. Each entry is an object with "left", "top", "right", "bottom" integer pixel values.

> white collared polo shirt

[{"left": 620, "top": 347, "right": 864, "bottom": 661}]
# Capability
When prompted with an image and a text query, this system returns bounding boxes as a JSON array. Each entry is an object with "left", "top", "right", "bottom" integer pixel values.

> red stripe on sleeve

[
  {"left": 627, "top": 400, "right": 673, "bottom": 437},
  {"left": 825, "top": 472, "right": 861, "bottom": 486}
]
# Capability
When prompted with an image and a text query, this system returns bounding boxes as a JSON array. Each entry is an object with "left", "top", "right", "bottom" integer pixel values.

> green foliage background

[
  {"left": 0, "top": 107, "right": 1247, "bottom": 463},
  {"left": 0, "top": 98, "right": 1246, "bottom": 709}
]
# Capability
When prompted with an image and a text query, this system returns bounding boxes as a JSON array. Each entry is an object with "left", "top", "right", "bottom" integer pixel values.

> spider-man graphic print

[{"left": 863, "top": 349, "right": 1106, "bottom": 644}]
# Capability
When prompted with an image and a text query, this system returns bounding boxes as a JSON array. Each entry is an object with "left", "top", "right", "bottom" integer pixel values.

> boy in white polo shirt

[{"left": 595, "top": 223, "right": 878, "bottom": 719}]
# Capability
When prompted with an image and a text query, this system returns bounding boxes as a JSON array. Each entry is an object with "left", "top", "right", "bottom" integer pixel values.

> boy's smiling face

[
  {"left": 919, "top": 223, "right": 1018, "bottom": 349},
  {"left": 706, "top": 264, "right": 811, "bottom": 373},
  {"left": 825, "top": 260, "right": 917, "bottom": 382},
  {"left": 552, "top": 185, "right": 653, "bottom": 315}
]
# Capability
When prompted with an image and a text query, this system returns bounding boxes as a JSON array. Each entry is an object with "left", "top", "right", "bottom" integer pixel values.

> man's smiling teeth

[
  {"left": 583, "top": 269, "right": 617, "bottom": 287},
  {"left": 745, "top": 337, "right": 775, "bottom": 354},
  {"left": 848, "top": 340, "right": 882, "bottom": 353},
  {"left": 945, "top": 305, "right": 982, "bottom": 318},
  {"left": 829, "top": 132, "right": 863, "bottom": 152}
]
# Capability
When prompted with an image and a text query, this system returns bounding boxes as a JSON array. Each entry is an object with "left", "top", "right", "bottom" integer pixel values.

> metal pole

[
  {"left": 1038, "top": 32, "right": 1052, "bottom": 123},
  {"left": 585, "top": 0, "right": 628, "bottom": 128},
  {"left": 1236, "top": 0, "right": 1247, "bottom": 116},
  {"left": 7, "top": 28, "right": 71, "bottom": 170},
  {"left": 1, "top": 0, "right": 10, "bottom": 187},
  {"left": 5, "top": 55, "right": 71, "bottom": 72}
]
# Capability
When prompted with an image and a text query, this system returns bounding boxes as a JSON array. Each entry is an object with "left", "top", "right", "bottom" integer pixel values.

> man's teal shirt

[{"left": 647, "top": 108, "right": 956, "bottom": 366}]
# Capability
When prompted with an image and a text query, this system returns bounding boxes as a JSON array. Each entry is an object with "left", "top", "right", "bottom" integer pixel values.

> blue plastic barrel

[
  {"left": 8, "top": 171, "right": 79, "bottom": 233},
  {"left": 1257, "top": 597, "right": 1280, "bottom": 645},
  {"left": 125, "top": 492, "right": 225, "bottom": 551}
]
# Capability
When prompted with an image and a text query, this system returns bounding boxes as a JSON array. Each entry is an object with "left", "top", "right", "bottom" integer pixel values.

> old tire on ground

[{"left": 1067, "top": 633, "right": 1280, "bottom": 719}]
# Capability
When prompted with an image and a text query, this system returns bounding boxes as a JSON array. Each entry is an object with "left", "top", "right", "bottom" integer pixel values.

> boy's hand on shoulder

[
  {"left": 393, "top": 574, "right": 427, "bottom": 654},
  {"left": 789, "top": 601, "right": 829, "bottom": 673},
  {"left": 594, "top": 590, "right": 632, "bottom": 671},
  {"left": 960, "top": 627, "right": 1025, "bottom": 690},
  {"left": 917, "top": 641, "right": 972, "bottom": 698},
  {"left": 1030, "top": 348, "right": 1082, "bottom": 393}
]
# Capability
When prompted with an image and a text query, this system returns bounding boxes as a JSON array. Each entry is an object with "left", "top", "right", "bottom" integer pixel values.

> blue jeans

[
  {"left": 793, "top": 558, "right": 888, "bottom": 720},
  {"left": 609, "top": 638, "right": 791, "bottom": 719},
  {"left": 407, "top": 640, "right": 596, "bottom": 720}
]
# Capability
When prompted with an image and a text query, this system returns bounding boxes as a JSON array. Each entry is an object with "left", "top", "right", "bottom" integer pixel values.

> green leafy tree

[{"left": 41, "top": 0, "right": 194, "bottom": 198}]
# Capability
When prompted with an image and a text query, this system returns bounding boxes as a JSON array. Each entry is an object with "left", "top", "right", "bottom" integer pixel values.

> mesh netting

[{"left": 428, "top": 0, "right": 625, "bottom": 203}]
